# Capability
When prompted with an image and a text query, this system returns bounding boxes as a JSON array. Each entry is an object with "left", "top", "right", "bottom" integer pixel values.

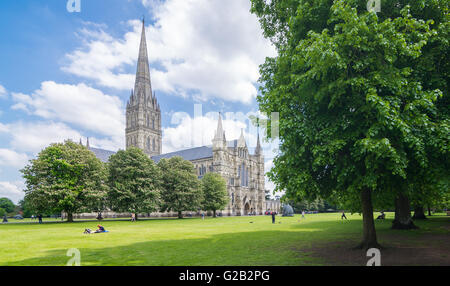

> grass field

[{"left": 1, "top": 213, "right": 449, "bottom": 266}]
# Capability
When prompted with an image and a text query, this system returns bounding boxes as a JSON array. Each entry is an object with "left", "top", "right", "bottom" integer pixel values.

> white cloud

[
  {"left": 5, "top": 121, "right": 82, "bottom": 154},
  {"left": 63, "top": 0, "right": 275, "bottom": 104},
  {"left": 0, "top": 181, "right": 24, "bottom": 204},
  {"left": 0, "top": 122, "right": 8, "bottom": 133},
  {"left": 11, "top": 81, "right": 124, "bottom": 138},
  {"left": 62, "top": 26, "right": 138, "bottom": 90},
  {"left": 1, "top": 120, "right": 124, "bottom": 155},
  {"left": 0, "top": 149, "right": 28, "bottom": 169},
  {"left": 0, "top": 84, "right": 7, "bottom": 99},
  {"left": 145, "top": 0, "right": 276, "bottom": 103}
]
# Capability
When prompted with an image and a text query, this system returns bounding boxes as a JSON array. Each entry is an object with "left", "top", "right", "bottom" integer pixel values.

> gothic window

[
  {"left": 246, "top": 167, "right": 249, "bottom": 187},
  {"left": 202, "top": 166, "right": 206, "bottom": 175},
  {"left": 152, "top": 119, "right": 155, "bottom": 129},
  {"left": 209, "top": 165, "right": 213, "bottom": 172},
  {"left": 147, "top": 137, "right": 151, "bottom": 150},
  {"left": 152, "top": 138, "right": 156, "bottom": 151},
  {"left": 241, "top": 163, "right": 245, "bottom": 186},
  {"left": 231, "top": 193, "right": 234, "bottom": 205},
  {"left": 147, "top": 114, "right": 150, "bottom": 127}
]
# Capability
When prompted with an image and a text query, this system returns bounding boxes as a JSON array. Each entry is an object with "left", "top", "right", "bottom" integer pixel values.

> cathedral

[{"left": 86, "top": 20, "right": 280, "bottom": 217}]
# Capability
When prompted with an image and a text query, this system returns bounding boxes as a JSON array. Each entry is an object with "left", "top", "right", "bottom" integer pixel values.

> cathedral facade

[{"left": 86, "top": 20, "right": 280, "bottom": 217}]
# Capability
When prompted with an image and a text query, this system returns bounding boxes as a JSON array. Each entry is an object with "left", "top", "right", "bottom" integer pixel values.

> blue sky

[{"left": 0, "top": 0, "right": 278, "bottom": 203}]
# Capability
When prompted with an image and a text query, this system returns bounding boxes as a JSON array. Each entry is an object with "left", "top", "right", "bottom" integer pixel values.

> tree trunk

[
  {"left": 358, "top": 188, "right": 380, "bottom": 249},
  {"left": 427, "top": 205, "right": 432, "bottom": 216},
  {"left": 135, "top": 213, "right": 138, "bottom": 221},
  {"left": 412, "top": 206, "right": 427, "bottom": 220},
  {"left": 178, "top": 211, "right": 183, "bottom": 219},
  {"left": 392, "top": 193, "right": 417, "bottom": 229},
  {"left": 213, "top": 210, "right": 216, "bottom": 218},
  {"left": 67, "top": 212, "right": 73, "bottom": 222}
]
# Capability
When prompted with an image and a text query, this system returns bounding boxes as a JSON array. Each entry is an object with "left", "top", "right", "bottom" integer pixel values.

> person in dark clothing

[
  {"left": 95, "top": 225, "right": 106, "bottom": 233},
  {"left": 38, "top": 214, "right": 43, "bottom": 224},
  {"left": 2, "top": 215, "right": 7, "bottom": 223},
  {"left": 341, "top": 211, "right": 347, "bottom": 220},
  {"left": 376, "top": 211, "right": 385, "bottom": 220},
  {"left": 271, "top": 211, "right": 276, "bottom": 224}
]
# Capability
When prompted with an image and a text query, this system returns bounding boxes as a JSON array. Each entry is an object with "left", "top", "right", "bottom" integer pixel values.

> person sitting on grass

[
  {"left": 376, "top": 211, "right": 386, "bottom": 220},
  {"left": 95, "top": 224, "right": 106, "bottom": 233}
]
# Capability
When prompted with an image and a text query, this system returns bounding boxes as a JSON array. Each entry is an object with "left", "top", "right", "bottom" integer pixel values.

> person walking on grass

[
  {"left": 271, "top": 211, "right": 276, "bottom": 224},
  {"left": 201, "top": 212, "right": 205, "bottom": 220},
  {"left": 131, "top": 213, "right": 136, "bottom": 222},
  {"left": 341, "top": 211, "right": 347, "bottom": 220},
  {"left": 38, "top": 214, "right": 43, "bottom": 224},
  {"left": 302, "top": 210, "right": 306, "bottom": 219}
]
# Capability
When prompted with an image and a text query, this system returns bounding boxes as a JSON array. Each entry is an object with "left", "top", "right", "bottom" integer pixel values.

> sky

[{"left": 0, "top": 0, "right": 279, "bottom": 203}]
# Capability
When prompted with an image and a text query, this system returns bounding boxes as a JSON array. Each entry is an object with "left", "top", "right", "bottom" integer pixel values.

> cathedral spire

[
  {"left": 213, "top": 113, "right": 226, "bottom": 148},
  {"left": 125, "top": 18, "right": 162, "bottom": 157},
  {"left": 86, "top": 137, "right": 90, "bottom": 149},
  {"left": 237, "top": 128, "right": 246, "bottom": 148},
  {"left": 255, "top": 131, "right": 262, "bottom": 155},
  {"left": 134, "top": 18, "right": 152, "bottom": 103},
  {"left": 214, "top": 113, "right": 225, "bottom": 140}
]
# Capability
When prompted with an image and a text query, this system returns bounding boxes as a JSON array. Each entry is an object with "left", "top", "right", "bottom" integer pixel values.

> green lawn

[{"left": 1, "top": 213, "right": 448, "bottom": 266}]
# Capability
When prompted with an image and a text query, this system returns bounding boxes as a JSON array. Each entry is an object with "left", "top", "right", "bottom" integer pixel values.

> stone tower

[
  {"left": 126, "top": 19, "right": 162, "bottom": 156},
  {"left": 212, "top": 113, "right": 228, "bottom": 176}
]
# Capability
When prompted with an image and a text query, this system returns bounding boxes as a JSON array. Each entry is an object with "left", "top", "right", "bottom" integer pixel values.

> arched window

[
  {"left": 147, "top": 137, "right": 151, "bottom": 150},
  {"left": 152, "top": 119, "right": 155, "bottom": 129},
  {"left": 241, "top": 163, "right": 245, "bottom": 186},
  {"left": 246, "top": 167, "right": 249, "bottom": 187},
  {"left": 152, "top": 138, "right": 156, "bottom": 151}
]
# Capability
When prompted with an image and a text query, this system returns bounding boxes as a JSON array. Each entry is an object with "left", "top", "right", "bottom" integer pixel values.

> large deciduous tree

[
  {"left": 158, "top": 156, "right": 203, "bottom": 219},
  {"left": 251, "top": 0, "right": 446, "bottom": 248},
  {"left": 0, "top": 198, "right": 16, "bottom": 214},
  {"left": 107, "top": 147, "right": 161, "bottom": 219},
  {"left": 21, "top": 140, "right": 107, "bottom": 222},
  {"left": 201, "top": 172, "right": 229, "bottom": 218}
]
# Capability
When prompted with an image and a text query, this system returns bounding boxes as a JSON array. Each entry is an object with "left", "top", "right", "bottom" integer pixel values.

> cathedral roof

[
  {"left": 151, "top": 146, "right": 213, "bottom": 163},
  {"left": 89, "top": 147, "right": 117, "bottom": 163},
  {"left": 89, "top": 138, "right": 256, "bottom": 164}
]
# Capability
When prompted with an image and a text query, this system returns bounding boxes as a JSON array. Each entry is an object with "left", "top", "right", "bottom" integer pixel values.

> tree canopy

[
  {"left": 251, "top": 0, "right": 449, "bottom": 248},
  {"left": 107, "top": 147, "right": 162, "bottom": 218},
  {"left": 201, "top": 172, "right": 229, "bottom": 217},
  {"left": 21, "top": 140, "right": 107, "bottom": 222},
  {"left": 158, "top": 156, "right": 203, "bottom": 219},
  {"left": 0, "top": 198, "right": 15, "bottom": 214}
]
